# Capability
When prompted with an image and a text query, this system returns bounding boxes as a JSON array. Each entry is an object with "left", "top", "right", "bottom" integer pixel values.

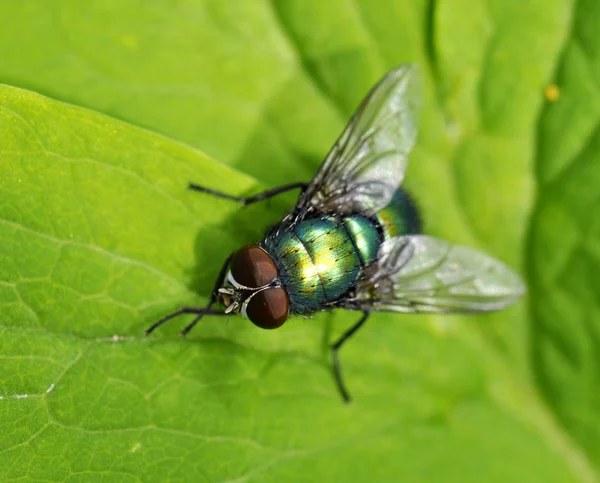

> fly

[{"left": 145, "top": 64, "right": 525, "bottom": 402}]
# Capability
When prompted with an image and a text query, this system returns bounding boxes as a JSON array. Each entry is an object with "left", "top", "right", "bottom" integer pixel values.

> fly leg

[
  {"left": 188, "top": 182, "right": 307, "bottom": 206},
  {"left": 145, "top": 253, "right": 234, "bottom": 336},
  {"left": 331, "top": 311, "right": 370, "bottom": 403}
]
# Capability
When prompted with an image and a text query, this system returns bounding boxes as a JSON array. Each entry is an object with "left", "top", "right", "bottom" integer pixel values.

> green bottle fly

[{"left": 263, "top": 189, "right": 420, "bottom": 313}]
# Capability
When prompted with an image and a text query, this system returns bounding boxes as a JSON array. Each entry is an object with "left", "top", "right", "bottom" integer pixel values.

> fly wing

[
  {"left": 352, "top": 235, "right": 525, "bottom": 313},
  {"left": 295, "top": 64, "right": 421, "bottom": 217}
]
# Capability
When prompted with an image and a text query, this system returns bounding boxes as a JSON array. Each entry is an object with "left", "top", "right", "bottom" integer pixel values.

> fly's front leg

[
  {"left": 331, "top": 311, "right": 370, "bottom": 403},
  {"left": 145, "top": 253, "right": 234, "bottom": 336},
  {"left": 188, "top": 182, "right": 307, "bottom": 206}
]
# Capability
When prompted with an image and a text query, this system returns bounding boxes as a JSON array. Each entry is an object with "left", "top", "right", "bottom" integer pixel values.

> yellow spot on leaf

[{"left": 544, "top": 84, "right": 560, "bottom": 102}]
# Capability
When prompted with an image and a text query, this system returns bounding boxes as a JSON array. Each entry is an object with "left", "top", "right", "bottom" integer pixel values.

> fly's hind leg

[
  {"left": 188, "top": 182, "right": 307, "bottom": 206},
  {"left": 331, "top": 311, "right": 370, "bottom": 403}
]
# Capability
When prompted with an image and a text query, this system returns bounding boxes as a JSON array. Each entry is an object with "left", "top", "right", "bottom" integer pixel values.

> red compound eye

[
  {"left": 246, "top": 288, "right": 289, "bottom": 330},
  {"left": 230, "top": 244, "right": 278, "bottom": 287}
]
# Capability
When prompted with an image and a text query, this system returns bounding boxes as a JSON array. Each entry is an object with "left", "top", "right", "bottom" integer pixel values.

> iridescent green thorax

[
  {"left": 376, "top": 189, "right": 421, "bottom": 238},
  {"left": 263, "top": 215, "right": 381, "bottom": 313}
]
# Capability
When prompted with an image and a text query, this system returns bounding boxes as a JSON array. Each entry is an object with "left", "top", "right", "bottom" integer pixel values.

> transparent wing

[
  {"left": 295, "top": 64, "right": 421, "bottom": 217},
  {"left": 352, "top": 235, "right": 525, "bottom": 313}
]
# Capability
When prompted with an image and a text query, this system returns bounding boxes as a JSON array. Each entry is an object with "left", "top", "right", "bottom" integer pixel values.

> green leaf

[
  {"left": 531, "top": 0, "right": 600, "bottom": 468},
  {"left": 0, "top": 0, "right": 598, "bottom": 481}
]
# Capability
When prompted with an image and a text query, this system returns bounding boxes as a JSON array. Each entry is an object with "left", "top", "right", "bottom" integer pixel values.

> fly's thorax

[
  {"left": 264, "top": 215, "right": 381, "bottom": 313},
  {"left": 221, "top": 244, "right": 289, "bottom": 329}
]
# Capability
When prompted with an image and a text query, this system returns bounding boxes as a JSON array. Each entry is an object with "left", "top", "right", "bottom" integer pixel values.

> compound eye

[
  {"left": 230, "top": 244, "right": 278, "bottom": 288},
  {"left": 246, "top": 288, "right": 289, "bottom": 330}
]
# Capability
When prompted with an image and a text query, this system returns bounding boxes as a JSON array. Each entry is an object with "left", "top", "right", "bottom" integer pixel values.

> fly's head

[{"left": 218, "top": 244, "right": 289, "bottom": 329}]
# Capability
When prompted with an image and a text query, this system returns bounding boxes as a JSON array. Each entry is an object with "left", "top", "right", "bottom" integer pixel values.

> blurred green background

[{"left": 1, "top": 0, "right": 598, "bottom": 481}]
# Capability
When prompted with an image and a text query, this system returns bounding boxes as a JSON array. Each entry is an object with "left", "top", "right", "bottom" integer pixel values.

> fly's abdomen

[
  {"left": 376, "top": 189, "right": 421, "bottom": 238},
  {"left": 264, "top": 216, "right": 381, "bottom": 313}
]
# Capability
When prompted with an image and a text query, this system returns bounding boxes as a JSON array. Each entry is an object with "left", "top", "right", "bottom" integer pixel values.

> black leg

[
  {"left": 180, "top": 309, "right": 229, "bottom": 336},
  {"left": 145, "top": 253, "right": 234, "bottom": 336},
  {"left": 331, "top": 311, "right": 370, "bottom": 403},
  {"left": 144, "top": 307, "right": 226, "bottom": 335},
  {"left": 188, "top": 182, "right": 307, "bottom": 206}
]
